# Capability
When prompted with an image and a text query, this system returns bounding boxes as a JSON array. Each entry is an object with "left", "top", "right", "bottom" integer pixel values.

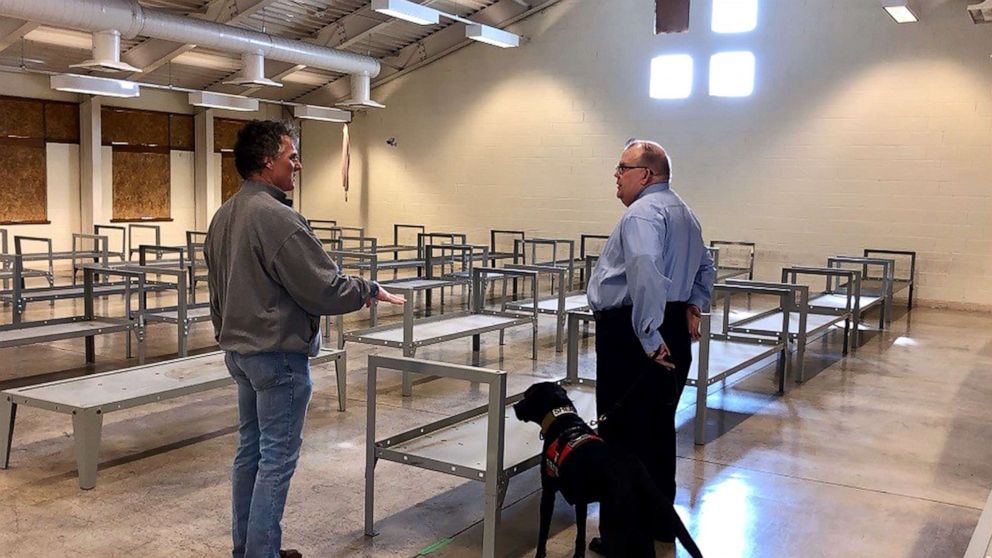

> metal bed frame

[
  {"left": 13, "top": 233, "right": 111, "bottom": 287},
  {"left": 341, "top": 267, "right": 540, "bottom": 396},
  {"left": 709, "top": 240, "right": 756, "bottom": 282},
  {"left": 127, "top": 246, "right": 210, "bottom": 357},
  {"left": 501, "top": 256, "right": 597, "bottom": 353},
  {"left": 0, "top": 261, "right": 146, "bottom": 365},
  {"left": 363, "top": 354, "right": 597, "bottom": 558},
  {"left": 513, "top": 237, "right": 576, "bottom": 290},
  {"left": 575, "top": 233, "right": 608, "bottom": 287},
  {"left": 863, "top": 248, "right": 917, "bottom": 310},
  {"left": 0, "top": 229, "right": 50, "bottom": 293},
  {"left": 566, "top": 283, "right": 793, "bottom": 445},
  {"left": 1, "top": 347, "right": 345, "bottom": 490},
  {"left": 723, "top": 266, "right": 860, "bottom": 382},
  {"left": 186, "top": 230, "right": 209, "bottom": 291},
  {"left": 93, "top": 224, "right": 127, "bottom": 262},
  {"left": 376, "top": 223, "right": 426, "bottom": 255},
  {"left": 826, "top": 255, "right": 894, "bottom": 330},
  {"left": 326, "top": 243, "right": 486, "bottom": 327}
]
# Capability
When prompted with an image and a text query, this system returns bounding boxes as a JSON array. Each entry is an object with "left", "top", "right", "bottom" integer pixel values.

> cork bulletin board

[
  {"left": 111, "top": 148, "right": 171, "bottom": 222},
  {"left": 0, "top": 141, "right": 47, "bottom": 224},
  {"left": 215, "top": 118, "right": 246, "bottom": 202},
  {"left": 0, "top": 96, "right": 53, "bottom": 225}
]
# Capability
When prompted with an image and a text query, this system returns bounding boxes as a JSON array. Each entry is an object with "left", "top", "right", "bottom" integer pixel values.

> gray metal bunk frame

[
  {"left": 363, "top": 354, "right": 597, "bottom": 558},
  {"left": 129, "top": 246, "right": 210, "bottom": 357},
  {"left": 341, "top": 267, "right": 540, "bottom": 396},
  {"left": 863, "top": 248, "right": 917, "bottom": 309},
  {"left": 0, "top": 261, "right": 146, "bottom": 364},
  {"left": 826, "top": 255, "right": 894, "bottom": 331},
  {"left": 566, "top": 283, "right": 793, "bottom": 445},
  {"left": 723, "top": 267, "right": 859, "bottom": 382},
  {"left": 709, "top": 240, "right": 756, "bottom": 282},
  {"left": 14, "top": 233, "right": 111, "bottom": 287},
  {"left": 93, "top": 224, "right": 127, "bottom": 262},
  {"left": 1, "top": 348, "right": 345, "bottom": 490}
]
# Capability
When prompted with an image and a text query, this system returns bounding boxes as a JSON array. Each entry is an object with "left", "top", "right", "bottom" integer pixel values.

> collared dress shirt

[{"left": 587, "top": 181, "right": 716, "bottom": 353}]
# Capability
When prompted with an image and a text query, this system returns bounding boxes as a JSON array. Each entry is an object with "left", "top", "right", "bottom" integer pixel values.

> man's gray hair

[{"left": 625, "top": 139, "right": 672, "bottom": 179}]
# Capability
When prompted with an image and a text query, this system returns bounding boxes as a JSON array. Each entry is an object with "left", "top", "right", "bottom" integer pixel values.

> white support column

[
  {"left": 79, "top": 97, "right": 104, "bottom": 232},
  {"left": 194, "top": 109, "right": 220, "bottom": 229}
]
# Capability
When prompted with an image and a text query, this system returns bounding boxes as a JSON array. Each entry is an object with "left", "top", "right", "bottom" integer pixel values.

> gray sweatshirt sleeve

[{"left": 269, "top": 229, "right": 372, "bottom": 316}]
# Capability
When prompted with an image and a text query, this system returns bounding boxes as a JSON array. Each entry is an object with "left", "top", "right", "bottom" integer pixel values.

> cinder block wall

[{"left": 301, "top": 0, "right": 992, "bottom": 308}]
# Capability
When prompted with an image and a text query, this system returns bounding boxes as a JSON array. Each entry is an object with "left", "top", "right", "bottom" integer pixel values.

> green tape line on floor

[{"left": 417, "top": 538, "right": 452, "bottom": 555}]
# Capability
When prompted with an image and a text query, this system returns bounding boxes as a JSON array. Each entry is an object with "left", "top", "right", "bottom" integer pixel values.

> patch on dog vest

[{"left": 544, "top": 426, "right": 602, "bottom": 479}]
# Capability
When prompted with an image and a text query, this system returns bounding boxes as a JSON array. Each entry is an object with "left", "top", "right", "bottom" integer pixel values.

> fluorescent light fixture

[
  {"left": 882, "top": 0, "right": 919, "bottom": 23},
  {"left": 188, "top": 91, "right": 259, "bottom": 112},
  {"left": 968, "top": 0, "right": 992, "bottom": 23},
  {"left": 650, "top": 54, "right": 693, "bottom": 99},
  {"left": 293, "top": 104, "right": 352, "bottom": 123},
  {"left": 712, "top": 0, "right": 758, "bottom": 33},
  {"left": 709, "top": 51, "right": 755, "bottom": 97},
  {"left": 51, "top": 73, "right": 139, "bottom": 98},
  {"left": 372, "top": 0, "right": 440, "bottom": 25},
  {"left": 465, "top": 24, "right": 519, "bottom": 48}
]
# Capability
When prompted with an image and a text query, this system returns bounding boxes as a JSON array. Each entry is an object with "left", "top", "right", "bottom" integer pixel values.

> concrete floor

[{"left": 1, "top": 285, "right": 991, "bottom": 557}]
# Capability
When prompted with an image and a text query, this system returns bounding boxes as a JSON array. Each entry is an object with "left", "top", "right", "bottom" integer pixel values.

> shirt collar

[
  {"left": 635, "top": 180, "right": 671, "bottom": 202},
  {"left": 241, "top": 179, "right": 292, "bottom": 207}
]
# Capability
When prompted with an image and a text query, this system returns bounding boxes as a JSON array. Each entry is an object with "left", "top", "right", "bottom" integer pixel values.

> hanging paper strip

[{"left": 341, "top": 123, "right": 351, "bottom": 202}]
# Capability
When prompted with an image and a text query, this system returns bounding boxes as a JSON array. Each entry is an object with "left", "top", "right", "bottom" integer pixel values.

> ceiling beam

[
  {"left": 295, "top": 0, "right": 561, "bottom": 106},
  {"left": 0, "top": 18, "right": 39, "bottom": 55},
  {"left": 121, "top": 0, "right": 281, "bottom": 79}
]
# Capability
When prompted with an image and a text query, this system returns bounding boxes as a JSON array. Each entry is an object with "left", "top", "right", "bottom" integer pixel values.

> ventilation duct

[
  {"left": 968, "top": 0, "right": 992, "bottom": 23},
  {"left": 0, "top": 0, "right": 382, "bottom": 103},
  {"left": 224, "top": 52, "right": 282, "bottom": 88},
  {"left": 70, "top": 29, "right": 140, "bottom": 72},
  {"left": 337, "top": 72, "right": 385, "bottom": 109}
]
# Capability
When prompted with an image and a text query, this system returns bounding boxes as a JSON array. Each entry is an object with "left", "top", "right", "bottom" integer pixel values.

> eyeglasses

[{"left": 615, "top": 164, "right": 652, "bottom": 175}]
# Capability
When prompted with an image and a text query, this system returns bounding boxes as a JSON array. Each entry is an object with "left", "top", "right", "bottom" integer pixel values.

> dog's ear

[{"left": 513, "top": 384, "right": 543, "bottom": 423}]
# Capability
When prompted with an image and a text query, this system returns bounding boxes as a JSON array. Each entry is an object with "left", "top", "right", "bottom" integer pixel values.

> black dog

[{"left": 513, "top": 382, "right": 702, "bottom": 558}]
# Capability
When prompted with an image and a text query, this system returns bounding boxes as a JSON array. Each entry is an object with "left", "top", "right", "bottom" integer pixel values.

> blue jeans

[{"left": 225, "top": 351, "right": 313, "bottom": 558}]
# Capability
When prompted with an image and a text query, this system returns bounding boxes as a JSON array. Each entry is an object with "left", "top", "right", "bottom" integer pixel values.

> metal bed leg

[
  {"left": 85, "top": 336, "right": 96, "bottom": 364},
  {"left": 72, "top": 410, "right": 103, "bottom": 490},
  {"left": 136, "top": 325, "right": 146, "bottom": 365},
  {"left": 566, "top": 314, "right": 579, "bottom": 383},
  {"left": 364, "top": 361, "right": 379, "bottom": 537},
  {"left": 178, "top": 320, "right": 189, "bottom": 358},
  {"left": 335, "top": 355, "right": 347, "bottom": 412},
  {"left": 776, "top": 347, "right": 787, "bottom": 394},
  {"left": 842, "top": 318, "right": 850, "bottom": 355},
  {"left": 795, "top": 336, "right": 807, "bottom": 384},
  {"left": 1, "top": 397, "right": 15, "bottom": 469},
  {"left": 694, "top": 317, "right": 710, "bottom": 446}
]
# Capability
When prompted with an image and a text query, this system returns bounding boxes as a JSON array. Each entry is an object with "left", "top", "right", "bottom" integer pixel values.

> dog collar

[{"left": 540, "top": 406, "right": 577, "bottom": 433}]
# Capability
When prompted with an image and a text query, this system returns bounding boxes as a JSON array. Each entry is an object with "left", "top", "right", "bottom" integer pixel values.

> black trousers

[{"left": 594, "top": 303, "right": 691, "bottom": 532}]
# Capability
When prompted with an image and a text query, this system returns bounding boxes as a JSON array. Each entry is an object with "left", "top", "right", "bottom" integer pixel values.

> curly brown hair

[{"left": 233, "top": 120, "right": 299, "bottom": 180}]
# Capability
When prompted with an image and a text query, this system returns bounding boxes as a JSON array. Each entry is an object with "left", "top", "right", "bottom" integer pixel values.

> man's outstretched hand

[{"left": 367, "top": 286, "right": 406, "bottom": 307}]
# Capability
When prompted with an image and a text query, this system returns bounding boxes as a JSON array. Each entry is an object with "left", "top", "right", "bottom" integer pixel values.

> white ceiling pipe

[
  {"left": 0, "top": 0, "right": 380, "bottom": 77},
  {"left": 225, "top": 51, "right": 282, "bottom": 87},
  {"left": 71, "top": 29, "right": 141, "bottom": 72}
]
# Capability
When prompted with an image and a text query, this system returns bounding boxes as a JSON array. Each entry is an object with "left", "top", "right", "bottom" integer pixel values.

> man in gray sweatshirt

[{"left": 204, "top": 120, "right": 404, "bottom": 558}]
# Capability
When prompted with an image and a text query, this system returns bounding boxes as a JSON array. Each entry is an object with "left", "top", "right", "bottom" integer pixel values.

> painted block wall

[{"left": 300, "top": 0, "right": 992, "bottom": 308}]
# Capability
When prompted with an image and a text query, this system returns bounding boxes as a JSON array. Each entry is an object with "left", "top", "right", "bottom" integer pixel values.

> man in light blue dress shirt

[{"left": 586, "top": 140, "right": 715, "bottom": 552}]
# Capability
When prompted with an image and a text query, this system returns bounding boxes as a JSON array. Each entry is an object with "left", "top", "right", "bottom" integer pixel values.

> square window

[
  {"left": 712, "top": 0, "right": 758, "bottom": 33},
  {"left": 650, "top": 54, "right": 693, "bottom": 100},
  {"left": 709, "top": 51, "right": 755, "bottom": 97}
]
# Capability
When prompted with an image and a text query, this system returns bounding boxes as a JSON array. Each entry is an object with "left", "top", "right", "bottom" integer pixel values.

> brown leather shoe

[{"left": 279, "top": 550, "right": 302, "bottom": 558}]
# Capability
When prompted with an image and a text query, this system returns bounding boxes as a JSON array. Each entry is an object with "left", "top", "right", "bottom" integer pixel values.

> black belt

[{"left": 593, "top": 301, "right": 688, "bottom": 321}]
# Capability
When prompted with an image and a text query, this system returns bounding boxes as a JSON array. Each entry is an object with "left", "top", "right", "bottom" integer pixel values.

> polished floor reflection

[{"left": 1, "top": 286, "right": 989, "bottom": 557}]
